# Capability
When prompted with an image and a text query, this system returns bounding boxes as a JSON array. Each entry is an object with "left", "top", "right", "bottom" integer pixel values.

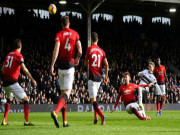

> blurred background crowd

[{"left": 0, "top": 10, "right": 179, "bottom": 105}]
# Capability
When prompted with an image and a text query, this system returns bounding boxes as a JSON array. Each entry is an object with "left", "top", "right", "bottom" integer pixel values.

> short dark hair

[
  {"left": 61, "top": 16, "right": 69, "bottom": 27},
  {"left": 123, "top": 72, "right": 131, "bottom": 77},
  {"left": 13, "top": 39, "right": 21, "bottom": 49},
  {"left": 91, "top": 32, "right": 98, "bottom": 42}
]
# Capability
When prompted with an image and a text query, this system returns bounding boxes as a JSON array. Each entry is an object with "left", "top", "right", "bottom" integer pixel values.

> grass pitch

[{"left": 0, "top": 111, "right": 180, "bottom": 135}]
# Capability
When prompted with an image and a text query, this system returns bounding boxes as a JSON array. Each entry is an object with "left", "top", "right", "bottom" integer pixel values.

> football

[{"left": 48, "top": 4, "right": 57, "bottom": 15}]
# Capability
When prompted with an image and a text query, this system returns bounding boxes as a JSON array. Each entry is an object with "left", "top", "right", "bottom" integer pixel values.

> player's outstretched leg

[
  {"left": 1, "top": 99, "right": 11, "bottom": 126},
  {"left": 51, "top": 93, "right": 68, "bottom": 128},
  {"left": 62, "top": 104, "right": 69, "bottom": 127},
  {"left": 132, "top": 107, "right": 151, "bottom": 120},
  {"left": 24, "top": 100, "right": 35, "bottom": 126},
  {"left": 93, "top": 101, "right": 105, "bottom": 125}
]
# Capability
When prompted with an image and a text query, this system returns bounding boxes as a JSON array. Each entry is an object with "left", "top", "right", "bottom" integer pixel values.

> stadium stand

[{"left": 0, "top": 10, "right": 179, "bottom": 105}]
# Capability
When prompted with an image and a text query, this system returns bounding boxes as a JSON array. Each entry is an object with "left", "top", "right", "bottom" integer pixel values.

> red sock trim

[
  {"left": 55, "top": 97, "right": 66, "bottom": 115},
  {"left": 157, "top": 103, "right": 160, "bottom": 112},
  {"left": 4, "top": 103, "right": 10, "bottom": 122},
  {"left": 94, "top": 109, "right": 98, "bottom": 119},
  {"left": 62, "top": 104, "right": 67, "bottom": 122},
  {"left": 24, "top": 103, "right": 29, "bottom": 122},
  {"left": 160, "top": 102, "right": 163, "bottom": 110},
  {"left": 95, "top": 105, "right": 104, "bottom": 118}
]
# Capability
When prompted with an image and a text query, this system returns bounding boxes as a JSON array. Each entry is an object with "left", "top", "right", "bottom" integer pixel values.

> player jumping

[
  {"left": 1, "top": 39, "right": 37, "bottom": 126},
  {"left": 154, "top": 58, "right": 168, "bottom": 115},
  {"left": 50, "top": 16, "right": 82, "bottom": 128},
  {"left": 84, "top": 32, "right": 109, "bottom": 125},
  {"left": 112, "top": 72, "right": 152, "bottom": 120}
]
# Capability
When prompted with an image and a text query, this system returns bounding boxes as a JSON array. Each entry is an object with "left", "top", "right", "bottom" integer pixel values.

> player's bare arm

[
  {"left": 103, "top": 58, "right": 109, "bottom": 82},
  {"left": 21, "top": 63, "right": 37, "bottom": 88},
  {"left": 50, "top": 42, "right": 60, "bottom": 75},
  {"left": 75, "top": 40, "right": 82, "bottom": 66}
]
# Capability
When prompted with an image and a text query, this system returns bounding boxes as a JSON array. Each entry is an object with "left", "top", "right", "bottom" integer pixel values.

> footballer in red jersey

[
  {"left": 1, "top": 39, "right": 37, "bottom": 126},
  {"left": 50, "top": 16, "right": 82, "bottom": 128},
  {"left": 112, "top": 72, "right": 152, "bottom": 120},
  {"left": 154, "top": 57, "right": 168, "bottom": 115},
  {"left": 84, "top": 32, "right": 109, "bottom": 125}
]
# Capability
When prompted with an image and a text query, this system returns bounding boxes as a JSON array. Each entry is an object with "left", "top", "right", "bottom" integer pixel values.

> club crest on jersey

[
  {"left": 158, "top": 71, "right": 163, "bottom": 75},
  {"left": 124, "top": 90, "right": 131, "bottom": 94}
]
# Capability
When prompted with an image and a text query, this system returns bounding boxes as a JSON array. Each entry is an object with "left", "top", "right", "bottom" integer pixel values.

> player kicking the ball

[
  {"left": 84, "top": 32, "right": 109, "bottom": 125},
  {"left": 50, "top": 16, "right": 82, "bottom": 128},
  {"left": 112, "top": 72, "right": 152, "bottom": 120},
  {"left": 138, "top": 62, "right": 166, "bottom": 116},
  {"left": 1, "top": 39, "right": 37, "bottom": 126}
]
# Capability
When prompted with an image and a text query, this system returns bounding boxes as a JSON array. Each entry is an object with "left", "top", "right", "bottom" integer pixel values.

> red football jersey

[
  {"left": 119, "top": 83, "right": 139, "bottom": 106},
  {"left": 154, "top": 65, "right": 166, "bottom": 84},
  {"left": 55, "top": 28, "right": 79, "bottom": 69},
  {"left": 85, "top": 44, "right": 106, "bottom": 82},
  {"left": 3, "top": 50, "right": 24, "bottom": 84}
]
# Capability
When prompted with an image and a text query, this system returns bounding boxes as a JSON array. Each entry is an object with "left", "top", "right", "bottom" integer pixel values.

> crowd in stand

[{"left": 0, "top": 9, "right": 180, "bottom": 105}]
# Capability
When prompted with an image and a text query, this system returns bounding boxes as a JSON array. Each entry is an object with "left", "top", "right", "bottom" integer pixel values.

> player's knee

[
  {"left": 63, "top": 90, "right": 70, "bottom": 98},
  {"left": 129, "top": 105, "right": 133, "bottom": 110},
  {"left": 161, "top": 97, "right": 165, "bottom": 103},
  {"left": 62, "top": 93, "right": 68, "bottom": 103},
  {"left": 93, "top": 101, "right": 98, "bottom": 108},
  {"left": 7, "top": 98, "right": 12, "bottom": 104},
  {"left": 157, "top": 95, "right": 161, "bottom": 103},
  {"left": 91, "top": 98, "right": 96, "bottom": 105},
  {"left": 131, "top": 107, "right": 136, "bottom": 113},
  {"left": 22, "top": 96, "right": 29, "bottom": 102}
]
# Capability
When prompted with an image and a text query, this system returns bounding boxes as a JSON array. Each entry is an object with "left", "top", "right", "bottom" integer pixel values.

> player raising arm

[
  {"left": 112, "top": 72, "right": 152, "bottom": 120},
  {"left": 50, "top": 16, "right": 82, "bottom": 128},
  {"left": 84, "top": 32, "right": 108, "bottom": 125},
  {"left": 1, "top": 39, "right": 37, "bottom": 126}
]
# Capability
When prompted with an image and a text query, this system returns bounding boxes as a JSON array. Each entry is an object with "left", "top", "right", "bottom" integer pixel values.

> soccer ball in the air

[{"left": 48, "top": 4, "right": 57, "bottom": 15}]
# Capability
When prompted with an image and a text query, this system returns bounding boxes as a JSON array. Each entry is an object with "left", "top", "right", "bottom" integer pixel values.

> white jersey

[
  {"left": 138, "top": 69, "right": 162, "bottom": 95},
  {"left": 138, "top": 69, "right": 157, "bottom": 85}
]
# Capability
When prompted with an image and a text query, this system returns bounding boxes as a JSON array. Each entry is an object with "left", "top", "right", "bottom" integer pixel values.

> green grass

[{"left": 0, "top": 111, "right": 180, "bottom": 135}]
